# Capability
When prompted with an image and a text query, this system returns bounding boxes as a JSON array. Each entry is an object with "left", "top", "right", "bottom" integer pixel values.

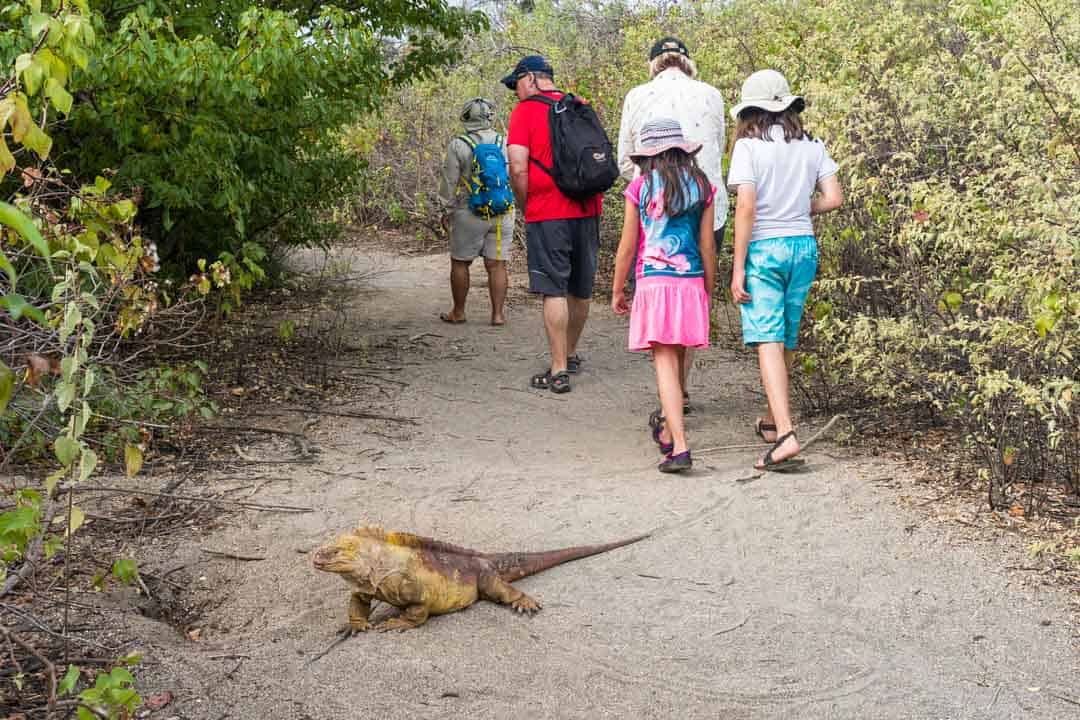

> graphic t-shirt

[
  {"left": 507, "top": 90, "right": 603, "bottom": 223},
  {"left": 726, "top": 124, "right": 839, "bottom": 242},
  {"left": 624, "top": 171, "right": 715, "bottom": 279}
]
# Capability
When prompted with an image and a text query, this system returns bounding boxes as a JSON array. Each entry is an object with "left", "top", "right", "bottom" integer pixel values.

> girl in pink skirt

[{"left": 612, "top": 118, "right": 717, "bottom": 473}]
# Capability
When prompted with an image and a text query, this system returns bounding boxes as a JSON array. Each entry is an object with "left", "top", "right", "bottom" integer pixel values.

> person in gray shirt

[{"left": 437, "top": 98, "right": 516, "bottom": 326}]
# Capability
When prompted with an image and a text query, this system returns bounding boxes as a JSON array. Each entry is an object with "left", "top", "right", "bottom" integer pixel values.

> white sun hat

[{"left": 730, "top": 69, "right": 806, "bottom": 119}]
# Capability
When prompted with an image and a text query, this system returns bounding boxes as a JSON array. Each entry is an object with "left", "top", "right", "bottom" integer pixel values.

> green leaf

[
  {"left": 54, "top": 435, "right": 79, "bottom": 466},
  {"left": 0, "top": 135, "right": 14, "bottom": 176},
  {"left": 45, "top": 77, "right": 73, "bottom": 115},
  {"left": 45, "top": 468, "right": 65, "bottom": 495},
  {"left": 0, "top": 360, "right": 13, "bottom": 416},
  {"left": 124, "top": 444, "right": 144, "bottom": 477},
  {"left": 943, "top": 292, "right": 962, "bottom": 312},
  {"left": 0, "top": 293, "right": 48, "bottom": 326},
  {"left": 0, "top": 506, "right": 38, "bottom": 536},
  {"left": 60, "top": 302, "right": 82, "bottom": 343},
  {"left": 111, "top": 558, "right": 138, "bottom": 585},
  {"left": 58, "top": 665, "right": 80, "bottom": 696},
  {"left": 61, "top": 355, "right": 78, "bottom": 383},
  {"left": 29, "top": 13, "right": 50, "bottom": 39},
  {"left": 0, "top": 201, "right": 51, "bottom": 268},
  {"left": 1035, "top": 313, "right": 1056, "bottom": 338},
  {"left": 67, "top": 505, "right": 85, "bottom": 536},
  {"left": 77, "top": 447, "right": 97, "bottom": 483},
  {"left": 20, "top": 122, "right": 52, "bottom": 159},
  {"left": 19, "top": 55, "right": 45, "bottom": 97},
  {"left": 109, "top": 667, "right": 135, "bottom": 685},
  {"left": 56, "top": 379, "right": 75, "bottom": 412},
  {"left": 77, "top": 707, "right": 95, "bottom": 720},
  {"left": 82, "top": 368, "right": 95, "bottom": 396},
  {"left": 0, "top": 248, "right": 16, "bottom": 286}
]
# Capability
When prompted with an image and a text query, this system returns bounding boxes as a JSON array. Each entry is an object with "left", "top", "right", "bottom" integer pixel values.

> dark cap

[
  {"left": 649, "top": 37, "right": 690, "bottom": 60},
  {"left": 500, "top": 55, "right": 554, "bottom": 90}
]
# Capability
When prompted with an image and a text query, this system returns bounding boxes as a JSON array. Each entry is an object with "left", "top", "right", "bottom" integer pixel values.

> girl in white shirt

[{"left": 726, "top": 70, "right": 843, "bottom": 471}]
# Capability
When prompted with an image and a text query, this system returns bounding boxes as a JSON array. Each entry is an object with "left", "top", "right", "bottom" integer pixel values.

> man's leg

[
  {"left": 544, "top": 295, "right": 569, "bottom": 374},
  {"left": 484, "top": 258, "right": 508, "bottom": 326},
  {"left": 443, "top": 258, "right": 471, "bottom": 322},
  {"left": 566, "top": 296, "right": 589, "bottom": 358},
  {"left": 565, "top": 216, "right": 600, "bottom": 361}
]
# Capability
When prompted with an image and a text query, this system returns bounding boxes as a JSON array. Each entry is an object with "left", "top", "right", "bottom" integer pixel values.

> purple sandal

[
  {"left": 659, "top": 450, "right": 692, "bottom": 474},
  {"left": 651, "top": 418, "right": 674, "bottom": 455}
]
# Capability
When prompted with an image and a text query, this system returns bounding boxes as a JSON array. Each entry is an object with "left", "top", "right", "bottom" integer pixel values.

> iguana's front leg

[
  {"left": 374, "top": 604, "right": 430, "bottom": 632},
  {"left": 348, "top": 592, "right": 373, "bottom": 632},
  {"left": 478, "top": 574, "right": 541, "bottom": 615}
]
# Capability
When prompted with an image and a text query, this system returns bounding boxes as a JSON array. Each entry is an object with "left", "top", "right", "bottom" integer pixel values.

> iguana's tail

[{"left": 491, "top": 534, "right": 650, "bottom": 582}]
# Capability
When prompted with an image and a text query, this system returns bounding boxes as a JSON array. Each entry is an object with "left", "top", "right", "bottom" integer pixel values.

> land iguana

[{"left": 312, "top": 526, "right": 648, "bottom": 632}]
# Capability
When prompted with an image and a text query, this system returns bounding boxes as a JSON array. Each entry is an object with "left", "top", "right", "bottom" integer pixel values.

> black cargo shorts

[{"left": 525, "top": 216, "right": 600, "bottom": 298}]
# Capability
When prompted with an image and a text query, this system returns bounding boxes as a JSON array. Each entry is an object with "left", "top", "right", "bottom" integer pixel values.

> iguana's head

[{"left": 312, "top": 532, "right": 370, "bottom": 576}]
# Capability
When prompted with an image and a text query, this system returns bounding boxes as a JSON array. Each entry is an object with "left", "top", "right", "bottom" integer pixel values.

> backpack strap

[
  {"left": 523, "top": 93, "right": 563, "bottom": 177},
  {"left": 457, "top": 134, "right": 478, "bottom": 150}
]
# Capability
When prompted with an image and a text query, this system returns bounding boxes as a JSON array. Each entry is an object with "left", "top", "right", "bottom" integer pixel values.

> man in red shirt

[{"left": 504, "top": 56, "right": 603, "bottom": 394}]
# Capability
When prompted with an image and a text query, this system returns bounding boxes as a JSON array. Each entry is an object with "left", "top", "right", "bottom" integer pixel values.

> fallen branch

[
  {"left": 207, "top": 424, "right": 310, "bottom": 440},
  {"left": 233, "top": 445, "right": 315, "bottom": 464},
  {"left": 200, "top": 549, "right": 266, "bottom": 562},
  {"left": 713, "top": 613, "right": 752, "bottom": 636},
  {"left": 280, "top": 407, "right": 418, "bottom": 424},
  {"left": 1049, "top": 692, "right": 1080, "bottom": 708},
  {"left": 304, "top": 628, "right": 354, "bottom": 668},
  {"left": 71, "top": 486, "right": 314, "bottom": 513},
  {"left": 0, "top": 625, "right": 56, "bottom": 710},
  {"left": 696, "top": 414, "right": 846, "bottom": 457}
]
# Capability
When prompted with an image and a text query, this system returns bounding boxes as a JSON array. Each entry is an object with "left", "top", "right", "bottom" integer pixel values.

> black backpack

[{"left": 525, "top": 93, "right": 619, "bottom": 202}]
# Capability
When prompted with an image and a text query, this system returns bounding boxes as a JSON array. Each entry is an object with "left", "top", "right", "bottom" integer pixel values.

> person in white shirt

[
  {"left": 617, "top": 37, "right": 728, "bottom": 417},
  {"left": 727, "top": 69, "right": 843, "bottom": 472}
]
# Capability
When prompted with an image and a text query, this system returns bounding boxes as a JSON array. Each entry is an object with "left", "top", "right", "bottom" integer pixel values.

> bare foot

[{"left": 490, "top": 313, "right": 505, "bottom": 326}]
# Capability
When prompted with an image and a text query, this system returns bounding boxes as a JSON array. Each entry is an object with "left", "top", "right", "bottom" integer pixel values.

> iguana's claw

[
  {"left": 511, "top": 596, "right": 541, "bottom": 615},
  {"left": 374, "top": 618, "right": 414, "bottom": 632}
]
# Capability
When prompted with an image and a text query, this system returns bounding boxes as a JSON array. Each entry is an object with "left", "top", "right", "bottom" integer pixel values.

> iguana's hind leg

[
  {"left": 479, "top": 574, "right": 541, "bottom": 615},
  {"left": 348, "top": 592, "right": 373, "bottom": 633},
  {"left": 374, "top": 604, "right": 430, "bottom": 632}
]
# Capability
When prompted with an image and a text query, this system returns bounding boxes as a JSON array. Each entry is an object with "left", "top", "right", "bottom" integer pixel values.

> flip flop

[
  {"left": 439, "top": 312, "right": 465, "bottom": 324},
  {"left": 754, "top": 418, "right": 778, "bottom": 443},
  {"left": 755, "top": 431, "right": 806, "bottom": 472}
]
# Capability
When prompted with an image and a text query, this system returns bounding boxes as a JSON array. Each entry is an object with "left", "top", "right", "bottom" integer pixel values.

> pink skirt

[{"left": 628, "top": 275, "right": 710, "bottom": 351}]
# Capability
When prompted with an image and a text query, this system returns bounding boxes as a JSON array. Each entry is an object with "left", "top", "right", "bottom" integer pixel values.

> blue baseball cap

[{"left": 501, "top": 55, "right": 554, "bottom": 90}]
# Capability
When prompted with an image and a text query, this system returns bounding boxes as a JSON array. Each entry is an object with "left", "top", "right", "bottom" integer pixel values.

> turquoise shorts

[{"left": 739, "top": 235, "right": 818, "bottom": 350}]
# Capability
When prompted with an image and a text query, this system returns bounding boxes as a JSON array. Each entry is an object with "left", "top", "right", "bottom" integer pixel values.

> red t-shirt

[{"left": 507, "top": 90, "right": 603, "bottom": 223}]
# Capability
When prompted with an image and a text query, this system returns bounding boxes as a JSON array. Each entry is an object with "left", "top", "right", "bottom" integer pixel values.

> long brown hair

[
  {"left": 733, "top": 107, "right": 810, "bottom": 145},
  {"left": 635, "top": 149, "right": 710, "bottom": 218}
]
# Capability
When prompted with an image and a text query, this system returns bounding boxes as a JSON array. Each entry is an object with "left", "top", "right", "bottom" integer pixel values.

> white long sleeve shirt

[{"left": 617, "top": 68, "right": 729, "bottom": 229}]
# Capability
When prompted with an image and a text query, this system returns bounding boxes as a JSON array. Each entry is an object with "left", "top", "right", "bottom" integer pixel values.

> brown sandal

[{"left": 755, "top": 431, "right": 806, "bottom": 472}]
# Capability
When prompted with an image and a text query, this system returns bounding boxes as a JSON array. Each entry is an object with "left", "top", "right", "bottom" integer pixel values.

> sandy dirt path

[{"left": 132, "top": 243, "right": 1078, "bottom": 719}]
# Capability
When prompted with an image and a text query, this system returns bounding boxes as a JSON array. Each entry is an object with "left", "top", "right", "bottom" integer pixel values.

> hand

[
  {"left": 730, "top": 270, "right": 751, "bottom": 304},
  {"left": 611, "top": 290, "right": 630, "bottom": 316}
]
